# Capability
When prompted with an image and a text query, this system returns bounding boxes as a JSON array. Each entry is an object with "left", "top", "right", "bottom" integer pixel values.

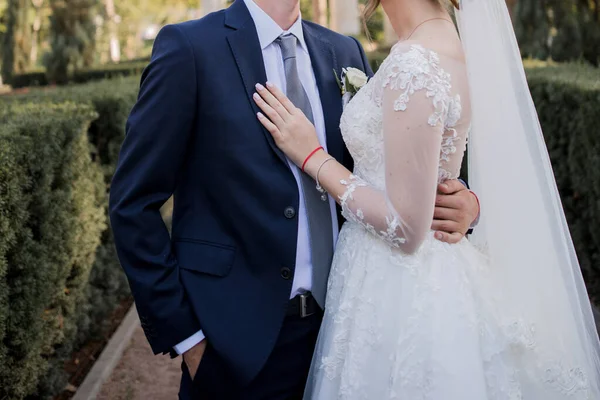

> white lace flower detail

[
  {"left": 378, "top": 45, "right": 463, "bottom": 181},
  {"left": 339, "top": 175, "right": 407, "bottom": 248}
]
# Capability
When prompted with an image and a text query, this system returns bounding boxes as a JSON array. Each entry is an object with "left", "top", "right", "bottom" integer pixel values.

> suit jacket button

[
  {"left": 284, "top": 206, "right": 296, "bottom": 219},
  {"left": 280, "top": 267, "right": 292, "bottom": 280}
]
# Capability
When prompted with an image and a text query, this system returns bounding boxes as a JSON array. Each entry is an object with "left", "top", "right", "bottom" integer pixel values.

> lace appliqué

[
  {"left": 339, "top": 175, "right": 407, "bottom": 248},
  {"left": 381, "top": 45, "right": 463, "bottom": 182},
  {"left": 381, "top": 46, "right": 450, "bottom": 124}
]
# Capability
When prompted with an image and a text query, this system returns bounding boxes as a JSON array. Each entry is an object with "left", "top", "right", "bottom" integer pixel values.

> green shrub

[
  {"left": 5, "top": 76, "right": 139, "bottom": 180},
  {"left": 9, "top": 69, "right": 49, "bottom": 88},
  {"left": 0, "top": 103, "right": 105, "bottom": 399},
  {"left": 71, "top": 61, "right": 147, "bottom": 85},
  {"left": 3, "top": 77, "right": 139, "bottom": 397}
]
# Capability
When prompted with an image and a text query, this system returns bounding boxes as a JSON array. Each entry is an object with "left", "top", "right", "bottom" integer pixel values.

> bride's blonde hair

[{"left": 363, "top": 0, "right": 459, "bottom": 20}]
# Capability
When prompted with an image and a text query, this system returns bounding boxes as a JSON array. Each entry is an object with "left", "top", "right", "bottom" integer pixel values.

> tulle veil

[{"left": 456, "top": 0, "right": 600, "bottom": 395}]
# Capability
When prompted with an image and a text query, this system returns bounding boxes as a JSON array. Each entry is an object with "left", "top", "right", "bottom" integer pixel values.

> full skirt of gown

[{"left": 303, "top": 222, "right": 592, "bottom": 400}]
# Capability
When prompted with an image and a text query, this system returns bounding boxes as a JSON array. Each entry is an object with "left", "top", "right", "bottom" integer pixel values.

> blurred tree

[
  {"left": 1, "top": 0, "right": 30, "bottom": 83},
  {"left": 514, "top": 0, "right": 600, "bottom": 65},
  {"left": 576, "top": 0, "right": 600, "bottom": 65},
  {"left": 301, "top": 0, "right": 313, "bottom": 21},
  {"left": 0, "top": 0, "right": 6, "bottom": 44},
  {"left": 44, "top": 0, "right": 99, "bottom": 84},
  {"left": 549, "top": 0, "right": 583, "bottom": 62},
  {"left": 107, "top": 0, "right": 196, "bottom": 62},
  {"left": 506, "top": 0, "right": 518, "bottom": 17},
  {"left": 0, "top": 0, "right": 5, "bottom": 82},
  {"left": 514, "top": 0, "right": 551, "bottom": 59},
  {"left": 359, "top": 0, "right": 384, "bottom": 44},
  {"left": 102, "top": 0, "right": 119, "bottom": 62},
  {"left": 30, "top": 0, "right": 44, "bottom": 64}
]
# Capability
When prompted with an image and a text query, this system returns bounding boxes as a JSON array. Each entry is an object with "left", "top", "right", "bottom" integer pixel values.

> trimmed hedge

[
  {"left": 0, "top": 103, "right": 105, "bottom": 399},
  {"left": 525, "top": 64, "right": 600, "bottom": 304},
  {"left": 1, "top": 78, "right": 139, "bottom": 398},
  {"left": 9, "top": 61, "right": 147, "bottom": 89}
]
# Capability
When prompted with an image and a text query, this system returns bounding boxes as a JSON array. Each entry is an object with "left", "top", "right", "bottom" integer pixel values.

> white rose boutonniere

[{"left": 334, "top": 67, "right": 368, "bottom": 108}]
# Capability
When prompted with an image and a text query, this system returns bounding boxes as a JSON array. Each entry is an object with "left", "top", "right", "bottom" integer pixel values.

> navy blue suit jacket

[{"left": 109, "top": 0, "right": 373, "bottom": 385}]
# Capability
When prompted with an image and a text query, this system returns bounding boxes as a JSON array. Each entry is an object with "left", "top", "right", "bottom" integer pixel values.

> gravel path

[{"left": 97, "top": 325, "right": 181, "bottom": 400}]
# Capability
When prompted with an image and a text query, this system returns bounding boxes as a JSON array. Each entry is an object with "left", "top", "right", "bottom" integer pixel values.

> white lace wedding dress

[{"left": 304, "top": 43, "right": 594, "bottom": 399}]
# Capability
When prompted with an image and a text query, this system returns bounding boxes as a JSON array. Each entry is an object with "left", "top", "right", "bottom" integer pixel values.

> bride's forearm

[{"left": 303, "top": 150, "right": 353, "bottom": 206}]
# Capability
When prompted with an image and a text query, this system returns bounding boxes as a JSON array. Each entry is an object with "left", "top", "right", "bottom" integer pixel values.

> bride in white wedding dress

[{"left": 253, "top": 0, "right": 600, "bottom": 398}]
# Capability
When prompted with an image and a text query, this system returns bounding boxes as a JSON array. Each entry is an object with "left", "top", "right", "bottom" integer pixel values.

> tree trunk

[
  {"left": 312, "top": 0, "right": 327, "bottom": 26},
  {"left": 329, "top": 0, "right": 360, "bottom": 35},
  {"left": 30, "top": 0, "right": 43, "bottom": 65},
  {"left": 104, "top": 0, "right": 120, "bottom": 62},
  {"left": 506, "top": 0, "right": 518, "bottom": 18},
  {"left": 513, "top": 0, "right": 551, "bottom": 59},
  {"left": 1, "top": 0, "right": 30, "bottom": 83}
]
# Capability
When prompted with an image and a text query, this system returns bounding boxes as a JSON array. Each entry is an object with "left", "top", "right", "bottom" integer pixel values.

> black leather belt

[{"left": 287, "top": 292, "right": 320, "bottom": 318}]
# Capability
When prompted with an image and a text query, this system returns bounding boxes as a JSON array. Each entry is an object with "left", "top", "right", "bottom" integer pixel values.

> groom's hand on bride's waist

[
  {"left": 432, "top": 180, "right": 480, "bottom": 244},
  {"left": 183, "top": 339, "right": 207, "bottom": 380}
]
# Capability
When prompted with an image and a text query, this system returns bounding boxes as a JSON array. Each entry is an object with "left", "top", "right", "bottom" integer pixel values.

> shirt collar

[{"left": 243, "top": 0, "right": 307, "bottom": 51}]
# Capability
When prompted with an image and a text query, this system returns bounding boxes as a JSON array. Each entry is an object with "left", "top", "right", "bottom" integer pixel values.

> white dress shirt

[{"left": 174, "top": 0, "right": 339, "bottom": 354}]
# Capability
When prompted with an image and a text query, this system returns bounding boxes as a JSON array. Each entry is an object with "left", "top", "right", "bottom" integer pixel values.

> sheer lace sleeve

[{"left": 340, "top": 45, "right": 452, "bottom": 254}]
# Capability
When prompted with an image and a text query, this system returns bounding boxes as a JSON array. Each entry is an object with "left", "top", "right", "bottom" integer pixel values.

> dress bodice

[
  {"left": 340, "top": 44, "right": 471, "bottom": 190},
  {"left": 335, "top": 43, "right": 472, "bottom": 253}
]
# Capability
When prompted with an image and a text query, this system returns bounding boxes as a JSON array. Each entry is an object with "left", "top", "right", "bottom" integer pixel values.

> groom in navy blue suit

[{"left": 109, "top": 0, "right": 480, "bottom": 398}]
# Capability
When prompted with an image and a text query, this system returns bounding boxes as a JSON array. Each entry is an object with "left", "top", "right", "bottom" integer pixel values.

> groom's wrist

[
  {"left": 174, "top": 330, "right": 206, "bottom": 355},
  {"left": 468, "top": 190, "right": 481, "bottom": 229}
]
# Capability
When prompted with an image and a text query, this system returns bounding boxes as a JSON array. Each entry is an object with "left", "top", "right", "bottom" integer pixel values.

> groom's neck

[{"left": 253, "top": 0, "right": 300, "bottom": 31}]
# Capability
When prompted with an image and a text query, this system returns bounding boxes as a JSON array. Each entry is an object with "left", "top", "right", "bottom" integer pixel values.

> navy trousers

[{"left": 179, "top": 312, "right": 323, "bottom": 400}]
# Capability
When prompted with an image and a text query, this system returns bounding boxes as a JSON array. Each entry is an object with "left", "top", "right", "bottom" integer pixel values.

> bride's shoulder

[
  {"left": 376, "top": 41, "right": 445, "bottom": 86},
  {"left": 386, "top": 41, "right": 442, "bottom": 68},
  {"left": 373, "top": 41, "right": 454, "bottom": 109}
]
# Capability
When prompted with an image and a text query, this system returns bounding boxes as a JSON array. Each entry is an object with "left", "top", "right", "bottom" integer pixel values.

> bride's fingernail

[
  {"left": 436, "top": 232, "right": 443, "bottom": 240},
  {"left": 255, "top": 83, "right": 265, "bottom": 90},
  {"left": 266, "top": 81, "right": 274, "bottom": 88},
  {"left": 253, "top": 93, "right": 260, "bottom": 100},
  {"left": 257, "top": 112, "right": 264, "bottom": 118}
]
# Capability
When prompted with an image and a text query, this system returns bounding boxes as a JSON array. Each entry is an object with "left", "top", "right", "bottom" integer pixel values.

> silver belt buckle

[{"left": 300, "top": 293, "right": 315, "bottom": 318}]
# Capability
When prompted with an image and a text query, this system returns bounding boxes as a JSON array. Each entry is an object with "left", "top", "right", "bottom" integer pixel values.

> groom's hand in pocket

[
  {"left": 432, "top": 180, "right": 480, "bottom": 243},
  {"left": 183, "top": 340, "right": 207, "bottom": 380}
]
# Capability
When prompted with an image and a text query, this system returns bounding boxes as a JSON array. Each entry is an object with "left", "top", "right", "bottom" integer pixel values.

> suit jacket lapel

[
  {"left": 302, "top": 23, "right": 345, "bottom": 164},
  {"left": 225, "top": 0, "right": 289, "bottom": 166}
]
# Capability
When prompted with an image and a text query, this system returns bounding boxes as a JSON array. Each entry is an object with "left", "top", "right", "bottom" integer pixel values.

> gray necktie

[{"left": 276, "top": 34, "right": 333, "bottom": 308}]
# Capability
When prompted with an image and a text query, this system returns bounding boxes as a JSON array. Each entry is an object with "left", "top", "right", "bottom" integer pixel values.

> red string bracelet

[{"left": 302, "top": 146, "right": 323, "bottom": 172}]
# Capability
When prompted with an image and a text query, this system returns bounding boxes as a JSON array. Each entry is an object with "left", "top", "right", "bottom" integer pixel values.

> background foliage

[
  {"left": 0, "top": 103, "right": 105, "bottom": 398},
  {"left": 44, "top": 0, "right": 100, "bottom": 84},
  {"left": 1, "top": 0, "right": 599, "bottom": 85},
  {"left": 514, "top": 0, "right": 600, "bottom": 65},
  {"left": 1, "top": 78, "right": 138, "bottom": 398}
]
